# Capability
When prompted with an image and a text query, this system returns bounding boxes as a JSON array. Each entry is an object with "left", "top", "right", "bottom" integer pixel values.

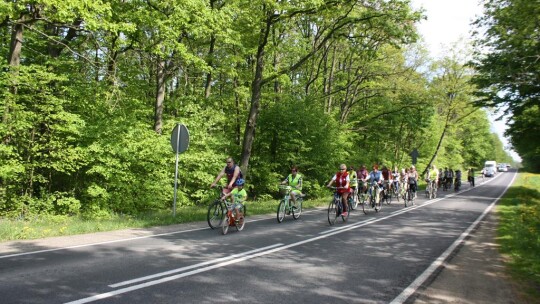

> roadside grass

[
  {"left": 497, "top": 172, "right": 540, "bottom": 300},
  {"left": 0, "top": 196, "right": 330, "bottom": 242}
]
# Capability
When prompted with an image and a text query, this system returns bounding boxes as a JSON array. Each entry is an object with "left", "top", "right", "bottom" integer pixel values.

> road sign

[
  {"left": 410, "top": 148, "right": 419, "bottom": 165},
  {"left": 171, "top": 124, "right": 189, "bottom": 153},
  {"left": 171, "top": 123, "right": 189, "bottom": 217}
]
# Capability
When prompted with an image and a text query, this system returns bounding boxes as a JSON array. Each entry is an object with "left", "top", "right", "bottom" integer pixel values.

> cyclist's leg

[{"left": 341, "top": 192, "right": 349, "bottom": 213}]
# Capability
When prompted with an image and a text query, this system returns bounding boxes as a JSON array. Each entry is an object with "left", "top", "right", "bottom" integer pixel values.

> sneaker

[{"left": 341, "top": 211, "right": 348, "bottom": 217}]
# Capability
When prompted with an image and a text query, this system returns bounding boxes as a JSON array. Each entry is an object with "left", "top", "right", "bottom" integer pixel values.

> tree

[{"left": 471, "top": 0, "right": 540, "bottom": 170}]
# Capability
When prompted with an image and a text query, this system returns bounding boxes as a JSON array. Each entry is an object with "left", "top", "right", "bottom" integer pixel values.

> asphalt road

[{"left": 0, "top": 170, "right": 517, "bottom": 304}]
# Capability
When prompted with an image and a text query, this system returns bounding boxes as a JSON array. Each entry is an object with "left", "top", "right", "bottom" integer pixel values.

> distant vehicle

[
  {"left": 484, "top": 161, "right": 497, "bottom": 177},
  {"left": 498, "top": 164, "right": 508, "bottom": 172}
]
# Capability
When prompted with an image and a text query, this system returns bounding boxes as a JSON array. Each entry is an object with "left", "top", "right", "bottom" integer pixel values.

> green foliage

[
  {"left": 0, "top": 0, "right": 517, "bottom": 220},
  {"left": 254, "top": 96, "right": 351, "bottom": 196},
  {"left": 498, "top": 173, "right": 540, "bottom": 299},
  {"left": 471, "top": 0, "right": 539, "bottom": 171}
]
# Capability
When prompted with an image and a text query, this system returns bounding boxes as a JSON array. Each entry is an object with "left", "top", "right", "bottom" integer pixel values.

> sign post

[
  {"left": 171, "top": 123, "right": 190, "bottom": 217},
  {"left": 410, "top": 148, "right": 419, "bottom": 165}
]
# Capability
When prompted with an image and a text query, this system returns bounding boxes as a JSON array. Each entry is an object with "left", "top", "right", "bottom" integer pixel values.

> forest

[{"left": 0, "top": 0, "right": 522, "bottom": 218}]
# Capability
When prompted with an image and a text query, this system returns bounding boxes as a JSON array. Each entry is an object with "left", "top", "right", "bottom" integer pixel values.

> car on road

[{"left": 498, "top": 164, "right": 508, "bottom": 172}]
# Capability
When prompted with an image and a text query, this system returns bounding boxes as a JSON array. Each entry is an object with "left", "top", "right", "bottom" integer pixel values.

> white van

[{"left": 484, "top": 161, "right": 497, "bottom": 177}]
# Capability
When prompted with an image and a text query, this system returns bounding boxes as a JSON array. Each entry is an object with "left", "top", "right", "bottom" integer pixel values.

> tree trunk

[
  {"left": 239, "top": 16, "right": 272, "bottom": 175},
  {"left": 204, "top": 35, "right": 215, "bottom": 98},
  {"left": 154, "top": 59, "right": 166, "bottom": 134},
  {"left": 424, "top": 111, "right": 452, "bottom": 177}
]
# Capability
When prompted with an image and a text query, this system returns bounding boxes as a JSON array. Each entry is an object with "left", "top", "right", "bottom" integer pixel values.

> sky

[{"left": 410, "top": 0, "right": 521, "bottom": 162}]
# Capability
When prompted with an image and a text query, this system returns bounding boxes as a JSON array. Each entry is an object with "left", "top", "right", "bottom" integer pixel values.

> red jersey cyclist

[
  {"left": 326, "top": 164, "right": 350, "bottom": 217},
  {"left": 210, "top": 157, "right": 243, "bottom": 194}
]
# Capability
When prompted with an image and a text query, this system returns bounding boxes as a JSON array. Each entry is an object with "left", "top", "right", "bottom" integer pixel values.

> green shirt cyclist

[{"left": 281, "top": 165, "right": 304, "bottom": 204}]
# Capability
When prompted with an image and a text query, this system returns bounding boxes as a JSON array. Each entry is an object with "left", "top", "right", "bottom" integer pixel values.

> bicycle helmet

[{"left": 235, "top": 178, "right": 245, "bottom": 186}]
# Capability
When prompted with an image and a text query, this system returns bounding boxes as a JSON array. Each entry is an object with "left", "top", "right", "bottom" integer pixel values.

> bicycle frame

[{"left": 277, "top": 185, "right": 302, "bottom": 222}]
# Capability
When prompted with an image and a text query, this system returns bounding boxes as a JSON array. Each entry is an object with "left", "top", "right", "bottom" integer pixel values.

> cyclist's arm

[
  {"left": 326, "top": 175, "right": 336, "bottom": 187},
  {"left": 211, "top": 169, "right": 226, "bottom": 187}
]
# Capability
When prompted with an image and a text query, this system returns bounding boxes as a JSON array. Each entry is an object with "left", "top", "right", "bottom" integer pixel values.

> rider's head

[
  {"left": 410, "top": 165, "right": 415, "bottom": 170},
  {"left": 373, "top": 164, "right": 379, "bottom": 171},
  {"left": 348, "top": 166, "right": 354, "bottom": 171},
  {"left": 226, "top": 157, "right": 235, "bottom": 168},
  {"left": 291, "top": 165, "right": 298, "bottom": 174},
  {"left": 235, "top": 178, "right": 245, "bottom": 187}
]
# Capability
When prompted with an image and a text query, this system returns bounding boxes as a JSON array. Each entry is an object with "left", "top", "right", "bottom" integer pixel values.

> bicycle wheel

[
  {"left": 394, "top": 186, "right": 400, "bottom": 202},
  {"left": 431, "top": 185, "right": 437, "bottom": 199},
  {"left": 404, "top": 191, "right": 409, "bottom": 207},
  {"left": 235, "top": 212, "right": 245, "bottom": 231},
  {"left": 362, "top": 193, "right": 370, "bottom": 214},
  {"left": 207, "top": 200, "right": 225, "bottom": 229},
  {"left": 350, "top": 189, "right": 359, "bottom": 210},
  {"left": 327, "top": 200, "right": 337, "bottom": 225},
  {"left": 375, "top": 192, "right": 382, "bottom": 212},
  {"left": 221, "top": 213, "right": 230, "bottom": 235},
  {"left": 277, "top": 200, "right": 286, "bottom": 223},
  {"left": 292, "top": 199, "right": 302, "bottom": 220},
  {"left": 385, "top": 189, "right": 392, "bottom": 205}
]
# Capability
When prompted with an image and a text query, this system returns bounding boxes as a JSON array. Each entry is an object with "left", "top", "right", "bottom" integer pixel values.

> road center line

[
  {"left": 109, "top": 243, "right": 284, "bottom": 288},
  {"left": 66, "top": 174, "right": 509, "bottom": 304}
]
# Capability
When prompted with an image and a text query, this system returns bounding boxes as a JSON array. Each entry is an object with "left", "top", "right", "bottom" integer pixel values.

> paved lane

[{"left": 0, "top": 171, "right": 516, "bottom": 304}]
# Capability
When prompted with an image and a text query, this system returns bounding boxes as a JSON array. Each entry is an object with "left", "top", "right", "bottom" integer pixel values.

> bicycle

[
  {"left": 454, "top": 177, "right": 461, "bottom": 191},
  {"left": 276, "top": 185, "right": 303, "bottom": 223},
  {"left": 426, "top": 179, "right": 437, "bottom": 199},
  {"left": 392, "top": 180, "right": 401, "bottom": 202},
  {"left": 362, "top": 181, "right": 382, "bottom": 214},
  {"left": 403, "top": 182, "right": 415, "bottom": 207},
  {"left": 221, "top": 199, "right": 245, "bottom": 235},
  {"left": 327, "top": 187, "right": 349, "bottom": 225},
  {"left": 349, "top": 182, "right": 359, "bottom": 211},
  {"left": 207, "top": 186, "right": 227, "bottom": 229},
  {"left": 381, "top": 180, "right": 393, "bottom": 205},
  {"left": 442, "top": 177, "right": 450, "bottom": 191}
]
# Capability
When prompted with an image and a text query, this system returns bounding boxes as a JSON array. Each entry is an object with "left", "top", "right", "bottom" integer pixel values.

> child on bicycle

[{"left": 221, "top": 178, "right": 247, "bottom": 220}]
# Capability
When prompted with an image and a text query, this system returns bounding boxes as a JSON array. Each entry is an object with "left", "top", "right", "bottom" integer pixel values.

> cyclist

[
  {"left": 280, "top": 165, "right": 304, "bottom": 205},
  {"left": 454, "top": 169, "right": 462, "bottom": 190},
  {"left": 409, "top": 165, "right": 419, "bottom": 198},
  {"left": 392, "top": 167, "right": 400, "bottom": 194},
  {"left": 467, "top": 168, "right": 475, "bottom": 187},
  {"left": 221, "top": 178, "right": 247, "bottom": 221},
  {"left": 357, "top": 164, "right": 369, "bottom": 195},
  {"left": 401, "top": 168, "right": 410, "bottom": 198},
  {"left": 326, "top": 164, "right": 350, "bottom": 217},
  {"left": 447, "top": 168, "right": 454, "bottom": 189},
  {"left": 381, "top": 165, "right": 393, "bottom": 199},
  {"left": 427, "top": 164, "right": 439, "bottom": 191},
  {"left": 348, "top": 166, "right": 358, "bottom": 205},
  {"left": 368, "top": 164, "right": 384, "bottom": 209},
  {"left": 211, "top": 157, "right": 243, "bottom": 194}
]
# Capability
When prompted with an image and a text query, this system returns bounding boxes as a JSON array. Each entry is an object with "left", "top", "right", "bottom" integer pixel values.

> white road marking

[
  {"left": 389, "top": 171, "right": 517, "bottom": 304},
  {"left": 109, "top": 243, "right": 284, "bottom": 288},
  {"left": 65, "top": 172, "right": 513, "bottom": 303}
]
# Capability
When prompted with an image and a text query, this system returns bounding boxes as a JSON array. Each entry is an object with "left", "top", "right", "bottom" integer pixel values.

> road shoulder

[{"left": 411, "top": 209, "right": 524, "bottom": 304}]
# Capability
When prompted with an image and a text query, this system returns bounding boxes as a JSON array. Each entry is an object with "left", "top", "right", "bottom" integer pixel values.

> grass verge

[
  {"left": 497, "top": 172, "right": 540, "bottom": 300},
  {"left": 0, "top": 197, "right": 329, "bottom": 242}
]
